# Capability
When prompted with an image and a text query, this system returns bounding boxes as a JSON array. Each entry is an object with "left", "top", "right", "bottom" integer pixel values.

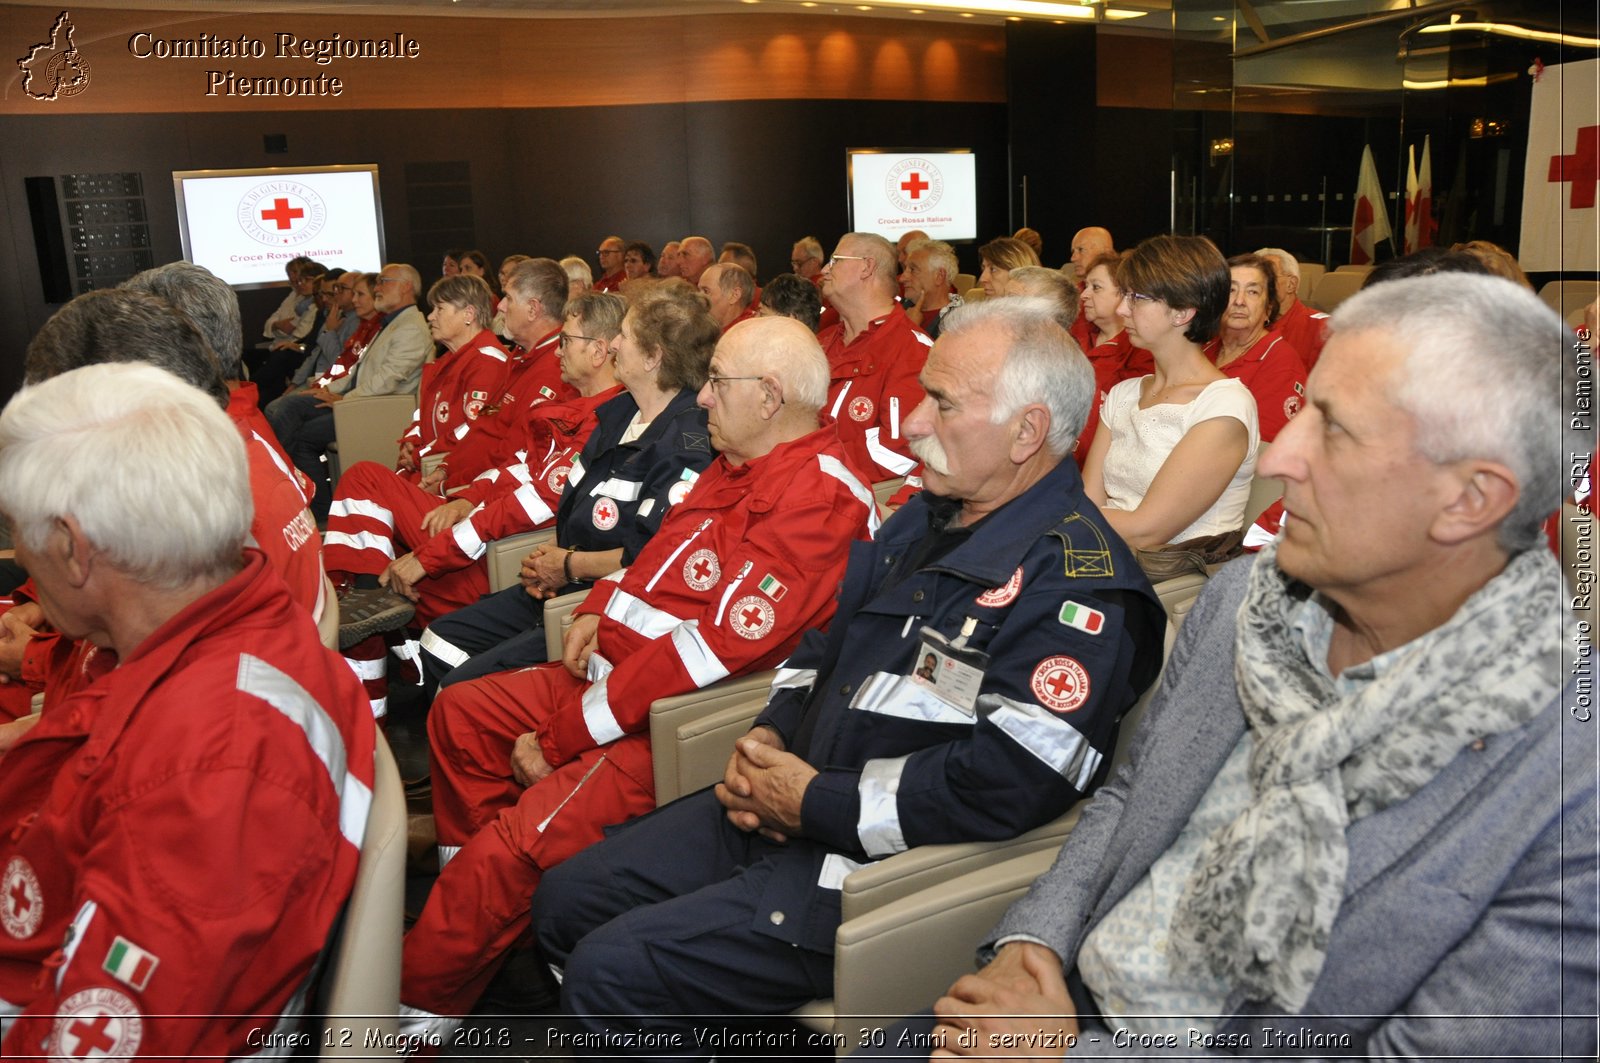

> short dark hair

[
  {"left": 628, "top": 285, "right": 718, "bottom": 392},
  {"left": 1363, "top": 247, "right": 1492, "bottom": 290},
  {"left": 1116, "top": 234, "right": 1229, "bottom": 344},
  {"left": 760, "top": 273, "right": 823, "bottom": 332},
  {"left": 720, "top": 241, "right": 758, "bottom": 278},
  {"left": 624, "top": 241, "right": 656, "bottom": 272},
  {"left": 1226, "top": 253, "right": 1281, "bottom": 326},
  {"left": 25, "top": 288, "right": 229, "bottom": 407}
]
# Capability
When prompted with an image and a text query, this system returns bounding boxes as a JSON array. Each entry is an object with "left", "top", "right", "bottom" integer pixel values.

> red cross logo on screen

[
  {"left": 1549, "top": 126, "right": 1600, "bottom": 209},
  {"left": 259, "top": 197, "right": 305, "bottom": 231},
  {"left": 900, "top": 171, "right": 929, "bottom": 200}
]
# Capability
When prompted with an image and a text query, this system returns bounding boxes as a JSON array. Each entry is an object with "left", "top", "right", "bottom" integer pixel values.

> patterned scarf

[{"left": 1167, "top": 542, "right": 1563, "bottom": 1010}]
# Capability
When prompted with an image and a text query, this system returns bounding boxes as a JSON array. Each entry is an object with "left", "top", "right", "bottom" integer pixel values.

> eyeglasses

[
  {"left": 560, "top": 332, "right": 603, "bottom": 346},
  {"left": 826, "top": 255, "right": 869, "bottom": 269},
  {"left": 597, "top": 248, "right": 622, "bottom": 256},
  {"left": 1124, "top": 290, "right": 1162, "bottom": 305},
  {"left": 705, "top": 373, "right": 763, "bottom": 391},
  {"left": 375, "top": 276, "right": 404, "bottom": 286}
]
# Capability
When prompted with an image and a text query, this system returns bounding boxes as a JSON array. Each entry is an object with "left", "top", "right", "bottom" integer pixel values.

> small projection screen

[
  {"left": 847, "top": 149, "right": 977, "bottom": 243},
  {"left": 172, "top": 164, "right": 385, "bottom": 289}
]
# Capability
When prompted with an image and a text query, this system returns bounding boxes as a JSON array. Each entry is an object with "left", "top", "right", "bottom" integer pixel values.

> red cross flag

[
  {"left": 1350, "top": 144, "right": 1393, "bottom": 265},
  {"left": 1403, "top": 137, "right": 1437, "bottom": 255},
  {"left": 1521, "top": 58, "right": 1600, "bottom": 272}
]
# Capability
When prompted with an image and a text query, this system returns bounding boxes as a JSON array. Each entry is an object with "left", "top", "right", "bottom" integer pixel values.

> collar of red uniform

[{"left": 696, "top": 421, "right": 845, "bottom": 515}]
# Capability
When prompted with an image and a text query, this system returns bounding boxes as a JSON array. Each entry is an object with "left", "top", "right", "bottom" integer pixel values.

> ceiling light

[
  {"left": 809, "top": 0, "right": 1098, "bottom": 18},
  {"left": 1103, "top": 8, "right": 1147, "bottom": 19}
]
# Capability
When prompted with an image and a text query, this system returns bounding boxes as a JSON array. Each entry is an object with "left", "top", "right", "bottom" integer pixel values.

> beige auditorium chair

[
  {"left": 542, "top": 588, "right": 590, "bottom": 661},
  {"left": 1538, "top": 279, "right": 1600, "bottom": 324},
  {"left": 485, "top": 529, "right": 558, "bottom": 595},
  {"left": 329, "top": 393, "right": 417, "bottom": 483},
  {"left": 952, "top": 272, "right": 977, "bottom": 295},
  {"left": 648, "top": 670, "right": 779, "bottom": 805},
  {"left": 1309, "top": 270, "right": 1367, "bottom": 313},
  {"left": 1295, "top": 262, "right": 1326, "bottom": 297},
  {"left": 318, "top": 730, "right": 405, "bottom": 1058}
]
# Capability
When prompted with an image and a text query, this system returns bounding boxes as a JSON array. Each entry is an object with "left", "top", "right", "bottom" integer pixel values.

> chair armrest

[
  {"left": 486, "top": 530, "right": 558, "bottom": 594},
  {"left": 839, "top": 812, "right": 1078, "bottom": 923},
  {"left": 541, "top": 588, "right": 591, "bottom": 662},
  {"left": 331, "top": 394, "right": 415, "bottom": 476},
  {"left": 820, "top": 847, "right": 1062, "bottom": 1050},
  {"left": 648, "top": 671, "right": 775, "bottom": 804}
]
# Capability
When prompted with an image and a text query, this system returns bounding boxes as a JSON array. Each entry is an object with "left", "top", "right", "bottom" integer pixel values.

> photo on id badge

[{"left": 911, "top": 626, "right": 987, "bottom": 715}]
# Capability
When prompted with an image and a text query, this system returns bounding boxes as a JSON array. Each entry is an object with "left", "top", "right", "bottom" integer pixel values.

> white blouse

[{"left": 1098, "top": 377, "right": 1260, "bottom": 542}]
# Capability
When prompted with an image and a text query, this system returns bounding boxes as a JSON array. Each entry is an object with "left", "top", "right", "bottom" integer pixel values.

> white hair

[
  {"left": 919, "top": 240, "right": 959, "bottom": 283},
  {"left": 1331, "top": 273, "right": 1574, "bottom": 551},
  {"left": 0, "top": 363, "right": 251, "bottom": 588},
  {"left": 1253, "top": 247, "right": 1300, "bottom": 283},
  {"left": 561, "top": 256, "right": 594, "bottom": 286},
  {"left": 940, "top": 297, "right": 1094, "bottom": 456}
]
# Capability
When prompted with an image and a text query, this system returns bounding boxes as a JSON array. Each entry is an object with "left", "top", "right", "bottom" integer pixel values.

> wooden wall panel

[{"left": 1, "top": 6, "right": 1005, "bottom": 115}]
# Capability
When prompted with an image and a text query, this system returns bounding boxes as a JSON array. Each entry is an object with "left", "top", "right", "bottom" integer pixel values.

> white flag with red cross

[
  {"left": 1520, "top": 58, "right": 1600, "bottom": 272},
  {"left": 1350, "top": 144, "right": 1393, "bottom": 265}
]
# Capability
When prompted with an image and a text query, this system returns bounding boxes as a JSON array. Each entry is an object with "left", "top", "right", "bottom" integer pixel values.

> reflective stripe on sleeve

[
  {"left": 580, "top": 678, "right": 626, "bottom": 745},
  {"left": 830, "top": 381, "right": 852, "bottom": 419},
  {"left": 864, "top": 427, "right": 918, "bottom": 476},
  {"left": 236, "top": 654, "right": 373, "bottom": 849},
  {"left": 513, "top": 483, "right": 555, "bottom": 527},
  {"left": 856, "top": 754, "right": 911, "bottom": 857},
  {"left": 451, "top": 517, "right": 487, "bottom": 561},
  {"left": 671, "top": 622, "right": 730, "bottom": 689},
  {"left": 602, "top": 588, "right": 688, "bottom": 640},
  {"left": 771, "top": 666, "right": 817, "bottom": 693},
  {"left": 981, "top": 694, "right": 1103, "bottom": 792}
]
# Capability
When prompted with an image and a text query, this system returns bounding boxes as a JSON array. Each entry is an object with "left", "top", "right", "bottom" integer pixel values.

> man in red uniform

[
  {"left": 0, "top": 284, "right": 329, "bottom": 739},
  {"left": 0, "top": 362, "right": 373, "bottom": 1059},
  {"left": 326, "top": 292, "right": 626, "bottom": 632},
  {"left": 698, "top": 262, "right": 760, "bottom": 333},
  {"left": 436, "top": 258, "right": 576, "bottom": 490},
  {"left": 1257, "top": 246, "right": 1329, "bottom": 369},
  {"left": 818, "top": 232, "right": 932, "bottom": 483},
  {"left": 397, "top": 316, "right": 879, "bottom": 1039},
  {"left": 593, "top": 235, "right": 626, "bottom": 293}
]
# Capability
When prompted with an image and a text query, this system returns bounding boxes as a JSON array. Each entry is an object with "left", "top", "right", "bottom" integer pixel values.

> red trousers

[
  {"left": 401, "top": 662, "right": 654, "bottom": 1015},
  {"left": 323, "top": 461, "right": 488, "bottom": 626}
]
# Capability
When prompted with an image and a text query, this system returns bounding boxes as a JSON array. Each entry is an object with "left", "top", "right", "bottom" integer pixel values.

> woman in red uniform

[{"left": 1207, "top": 252, "right": 1308, "bottom": 442}]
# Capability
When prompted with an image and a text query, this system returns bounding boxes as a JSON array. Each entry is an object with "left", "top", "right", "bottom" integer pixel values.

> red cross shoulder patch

[
  {"left": 848, "top": 396, "right": 875, "bottom": 422},
  {"left": 592, "top": 497, "right": 620, "bottom": 530},
  {"left": 51, "top": 987, "right": 143, "bottom": 1059},
  {"left": 2, "top": 856, "right": 42, "bottom": 939},
  {"left": 976, "top": 567, "right": 1023, "bottom": 608},
  {"left": 1031, "top": 656, "right": 1091, "bottom": 713},
  {"left": 731, "top": 594, "right": 776, "bottom": 640}
]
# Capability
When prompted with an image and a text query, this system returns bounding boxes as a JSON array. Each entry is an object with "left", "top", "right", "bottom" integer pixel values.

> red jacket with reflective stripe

[
  {"left": 0, "top": 552, "right": 374, "bottom": 1059},
  {"left": 539, "top": 425, "right": 877, "bottom": 767}
]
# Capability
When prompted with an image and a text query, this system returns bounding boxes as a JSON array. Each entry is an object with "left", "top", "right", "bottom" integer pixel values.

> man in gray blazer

[
  {"left": 883, "top": 273, "right": 1596, "bottom": 1061},
  {"left": 266, "top": 261, "right": 432, "bottom": 516}
]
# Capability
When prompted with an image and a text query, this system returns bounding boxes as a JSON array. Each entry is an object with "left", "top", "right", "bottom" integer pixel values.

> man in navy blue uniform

[{"left": 532, "top": 298, "right": 1165, "bottom": 1054}]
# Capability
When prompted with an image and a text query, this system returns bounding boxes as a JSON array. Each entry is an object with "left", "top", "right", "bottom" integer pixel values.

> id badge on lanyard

[{"left": 912, "top": 618, "right": 988, "bottom": 717}]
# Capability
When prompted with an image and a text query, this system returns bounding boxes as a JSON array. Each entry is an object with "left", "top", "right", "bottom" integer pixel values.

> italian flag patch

[
  {"left": 103, "top": 936, "right": 159, "bottom": 992},
  {"left": 757, "top": 574, "right": 788, "bottom": 601},
  {"left": 1058, "top": 601, "right": 1105, "bottom": 635}
]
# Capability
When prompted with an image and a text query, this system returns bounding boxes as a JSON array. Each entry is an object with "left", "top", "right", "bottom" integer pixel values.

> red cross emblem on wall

[
  {"left": 900, "top": 171, "right": 930, "bottom": 200},
  {"left": 1549, "top": 126, "right": 1600, "bottom": 209}
]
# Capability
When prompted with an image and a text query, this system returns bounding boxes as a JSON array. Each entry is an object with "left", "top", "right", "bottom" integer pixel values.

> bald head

[
  {"left": 701, "top": 315, "right": 830, "bottom": 465},
  {"left": 1070, "top": 227, "right": 1115, "bottom": 276},
  {"left": 896, "top": 229, "right": 931, "bottom": 266},
  {"left": 659, "top": 240, "right": 682, "bottom": 278}
]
